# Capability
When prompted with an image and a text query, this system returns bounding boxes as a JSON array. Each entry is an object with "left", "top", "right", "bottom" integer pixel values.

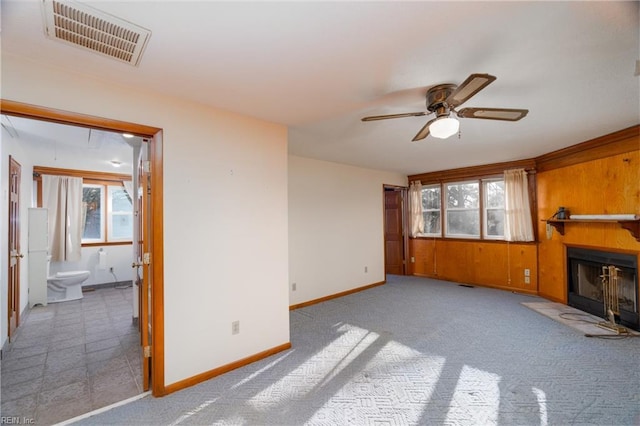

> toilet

[{"left": 47, "top": 255, "right": 90, "bottom": 303}]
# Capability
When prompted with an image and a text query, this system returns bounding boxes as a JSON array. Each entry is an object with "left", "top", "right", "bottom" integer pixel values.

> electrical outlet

[
  {"left": 411, "top": 257, "right": 415, "bottom": 263},
  {"left": 109, "top": 267, "right": 114, "bottom": 273},
  {"left": 231, "top": 321, "right": 240, "bottom": 335},
  {"left": 524, "top": 276, "right": 530, "bottom": 284},
  {"left": 364, "top": 266, "right": 368, "bottom": 273},
  {"left": 292, "top": 283, "right": 297, "bottom": 291},
  {"left": 524, "top": 268, "right": 530, "bottom": 277}
]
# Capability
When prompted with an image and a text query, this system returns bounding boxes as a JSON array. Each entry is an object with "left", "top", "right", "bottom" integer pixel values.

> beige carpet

[{"left": 521, "top": 301, "right": 638, "bottom": 336}]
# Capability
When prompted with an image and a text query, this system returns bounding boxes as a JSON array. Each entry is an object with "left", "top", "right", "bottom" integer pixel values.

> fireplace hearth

[{"left": 567, "top": 247, "right": 639, "bottom": 331}]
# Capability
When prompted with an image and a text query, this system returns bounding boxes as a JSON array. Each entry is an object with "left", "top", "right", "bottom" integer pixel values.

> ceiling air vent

[{"left": 42, "top": 0, "right": 151, "bottom": 66}]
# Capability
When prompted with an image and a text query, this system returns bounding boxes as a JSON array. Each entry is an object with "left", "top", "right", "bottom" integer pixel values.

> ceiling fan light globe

[{"left": 430, "top": 116, "right": 459, "bottom": 139}]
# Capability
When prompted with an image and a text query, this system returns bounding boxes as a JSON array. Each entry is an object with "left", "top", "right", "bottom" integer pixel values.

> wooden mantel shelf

[{"left": 544, "top": 218, "right": 640, "bottom": 241}]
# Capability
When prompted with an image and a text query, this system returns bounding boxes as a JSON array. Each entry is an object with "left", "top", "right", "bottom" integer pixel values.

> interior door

[
  {"left": 8, "top": 156, "right": 23, "bottom": 341},
  {"left": 384, "top": 189, "right": 405, "bottom": 275},
  {"left": 133, "top": 141, "right": 151, "bottom": 391}
]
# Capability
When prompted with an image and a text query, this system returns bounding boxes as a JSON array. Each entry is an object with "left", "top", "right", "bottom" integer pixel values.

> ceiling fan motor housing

[{"left": 426, "top": 84, "right": 456, "bottom": 117}]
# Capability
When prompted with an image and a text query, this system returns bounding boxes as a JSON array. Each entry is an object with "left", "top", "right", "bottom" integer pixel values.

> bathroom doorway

[{"left": 1, "top": 100, "right": 164, "bottom": 417}]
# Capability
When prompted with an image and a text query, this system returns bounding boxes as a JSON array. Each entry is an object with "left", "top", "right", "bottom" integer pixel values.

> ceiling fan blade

[
  {"left": 412, "top": 117, "right": 437, "bottom": 141},
  {"left": 361, "top": 112, "right": 427, "bottom": 122},
  {"left": 457, "top": 107, "right": 529, "bottom": 121},
  {"left": 446, "top": 73, "right": 496, "bottom": 107}
]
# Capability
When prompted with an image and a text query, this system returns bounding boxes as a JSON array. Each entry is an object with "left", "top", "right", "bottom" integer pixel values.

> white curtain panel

[
  {"left": 504, "top": 169, "right": 534, "bottom": 242},
  {"left": 42, "top": 175, "right": 83, "bottom": 261},
  {"left": 409, "top": 181, "right": 424, "bottom": 237}
]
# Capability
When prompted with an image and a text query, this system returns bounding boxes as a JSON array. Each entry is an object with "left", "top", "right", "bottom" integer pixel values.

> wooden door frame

[
  {"left": 0, "top": 99, "right": 166, "bottom": 397},
  {"left": 8, "top": 156, "right": 22, "bottom": 342},
  {"left": 383, "top": 184, "right": 409, "bottom": 275}
]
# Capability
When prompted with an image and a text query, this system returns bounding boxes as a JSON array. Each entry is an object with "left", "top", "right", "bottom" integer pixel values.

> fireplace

[{"left": 567, "top": 247, "right": 639, "bottom": 331}]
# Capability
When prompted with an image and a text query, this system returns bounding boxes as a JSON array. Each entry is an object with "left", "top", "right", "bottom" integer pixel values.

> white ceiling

[
  {"left": 2, "top": 1, "right": 638, "bottom": 175},
  {"left": 1, "top": 114, "right": 137, "bottom": 172}
]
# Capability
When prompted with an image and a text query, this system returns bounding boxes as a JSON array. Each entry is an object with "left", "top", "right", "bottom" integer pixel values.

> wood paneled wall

[
  {"left": 408, "top": 125, "right": 639, "bottom": 299},
  {"left": 537, "top": 148, "right": 640, "bottom": 302},
  {"left": 410, "top": 239, "right": 538, "bottom": 293}
]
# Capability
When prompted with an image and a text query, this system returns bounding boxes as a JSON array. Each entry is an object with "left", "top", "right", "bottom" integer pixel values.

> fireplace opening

[{"left": 567, "top": 247, "right": 639, "bottom": 331}]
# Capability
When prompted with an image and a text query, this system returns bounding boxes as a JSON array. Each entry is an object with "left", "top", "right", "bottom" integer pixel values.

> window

[
  {"left": 82, "top": 182, "right": 133, "bottom": 243},
  {"left": 82, "top": 184, "right": 105, "bottom": 242},
  {"left": 107, "top": 185, "right": 133, "bottom": 241},
  {"left": 417, "top": 177, "right": 507, "bottom": 240},
  {"left": 34, "top": 166, "right": 133, "bottom": 245},
  {"left": 445, "top": 181, "right": 480, "bottom": 238},
  {"left": 421, "top": 184, "right": 441, "bottom": 235},
  {"left": 484, "top": 179, "right": 505, "bottom": 239}
]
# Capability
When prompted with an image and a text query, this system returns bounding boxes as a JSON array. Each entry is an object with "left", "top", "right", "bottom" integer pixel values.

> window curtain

[
  {"left": 409, "top": 180, "right": 424, "bottom": 237},
  {"left": 504, "top": 169, "right": 534, "bottom": 242},
  {"left": 42, "top": 175, "right": 83, "bottom": 261}
]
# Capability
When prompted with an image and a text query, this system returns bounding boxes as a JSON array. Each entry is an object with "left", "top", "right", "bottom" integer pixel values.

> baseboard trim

[
  {"left": 163, "top": 342, "right": 292, "bottom": 396},
  {"left": 289, "top": 280, "right": 386, "bottom": 311},
  {"left": 411, "top": 273, "right": 538, "bottom": 295},
  {"left": 82, "top": 280, "right": 133, "bottom": 291}
]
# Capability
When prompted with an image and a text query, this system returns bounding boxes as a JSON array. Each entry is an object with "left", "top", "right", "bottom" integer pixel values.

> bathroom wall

[{"left": 48, "top": 245, "right": 135, "bottom": 287}]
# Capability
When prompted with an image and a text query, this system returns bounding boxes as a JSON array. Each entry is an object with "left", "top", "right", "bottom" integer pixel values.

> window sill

[
  {"left": 410, "top": 236, "right": 537, "bottom": 244},
  {"left": 82, "top": 241, "right": 133, "bottom": 247}
]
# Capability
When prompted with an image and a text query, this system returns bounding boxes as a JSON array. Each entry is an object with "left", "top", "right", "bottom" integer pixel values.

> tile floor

[
  {"left": 522, "top": 301, "right": 639, "bottom": 335},
  {"left": 1, "top": 286, "right": 142, "bottom": 425}
]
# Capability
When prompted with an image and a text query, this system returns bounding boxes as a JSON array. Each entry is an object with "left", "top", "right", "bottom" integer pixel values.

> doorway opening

[
  {"left": 1, "top": 100, "right": 165, "bottom": 423},
  {"left": 383, "top": 185, "right": 408, "bottom": 276}
]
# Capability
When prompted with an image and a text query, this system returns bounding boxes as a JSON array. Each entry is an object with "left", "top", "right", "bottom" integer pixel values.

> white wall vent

[{"left": 42, "top": 0, "right": 151, "bottom": 66}]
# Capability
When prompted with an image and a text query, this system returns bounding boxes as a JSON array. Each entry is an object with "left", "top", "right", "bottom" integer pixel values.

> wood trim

[
  {"left": 408, "top": 158, "right": 536, "bottom": 184},
  {"left": 545, "top": 218, "right": 640, "bottom": 241},
  {"left": 411, "top": 273, "right": 539, "bottom": 295},
  {"left": 150, "top": 130, "right": 165, "bottom": 397},
  {"left": 83, "top": 241, "right": 133, "bottom": 247},
  {"left": 407, "top": 125, "right": 639, "bottom": 180},
  {"left": 563, "top": 243, "right": 640, "bottom": 257},
  {"left": 33, "top": 166, "right": 131, "bottom": 182},
  {"left": 1, "top": 99, "right": 166, "bottom": 396},
  {"left": 8, "top": 156, "right": 22, "bottom": 341},
  {"left": 163, "top": 342, "right": 292, "bottom": 396},
  {"left": 289, "top": 281, "right": 386, "bottom": 310},
  {"left": 409, "top": 236, "right": 537, "bottom": 245},
  {"left": 0, "top": 99, "right": 160, "bottom": 137},
  {"left": 535, "top": 125, "right": 640, "bottom": 172}
]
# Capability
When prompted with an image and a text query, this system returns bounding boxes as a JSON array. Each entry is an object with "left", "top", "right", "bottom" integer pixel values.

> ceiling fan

[{"left": 361, "top": 73, "right": 528, "bottom": 141}]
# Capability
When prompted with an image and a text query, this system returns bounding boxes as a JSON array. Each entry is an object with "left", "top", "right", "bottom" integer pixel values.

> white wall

[
  {"left": 288, "top": 155, "right": 407, "bottom": 305},
  {"left": 1, "top": 54, "right": 290, "bottom": 387}
]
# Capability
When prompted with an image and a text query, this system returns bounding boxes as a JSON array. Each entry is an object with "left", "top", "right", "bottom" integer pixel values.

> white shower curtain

[
  {"left": 504, "top": 169, "right": 534, "bottom": 242},
  {"left": 42, "top": 175, "right": 84, "bottom": 261}
]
